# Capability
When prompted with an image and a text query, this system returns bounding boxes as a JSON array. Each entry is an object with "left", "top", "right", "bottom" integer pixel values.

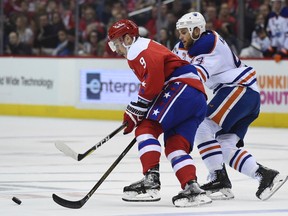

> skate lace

[
  {"left": 128, "top": 176, "right": 151, "bottom": 190},
  {"left": 144, "top": 171, "right": 159, "bottom": 184},
  {"left": 147, "top": 173, "right": 155, "bottom": 183},
  {"left": 133, "top": 171, "right": 158, "bottom": 184},
  {"left": 207, "top": 171, "right": 217, "bottom": 183},
  {"left": 182, "top": 182, "right": 203, "bottom": 195},
  {"left": 254, "top": 170, "right": 263, "bottom": 183}
]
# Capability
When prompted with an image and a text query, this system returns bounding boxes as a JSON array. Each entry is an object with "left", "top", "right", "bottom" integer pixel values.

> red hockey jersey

[{"left": 127, "top": 37, "right": 205, "bottom": 103}]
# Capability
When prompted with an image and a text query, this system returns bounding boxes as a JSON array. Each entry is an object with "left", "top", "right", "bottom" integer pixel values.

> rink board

[{"left": 0, "top": 57, "right": 287, "bottom": 127}]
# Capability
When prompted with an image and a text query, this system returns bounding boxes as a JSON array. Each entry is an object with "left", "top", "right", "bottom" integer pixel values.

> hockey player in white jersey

[
  {"left": 266, "top": 0, "right": 288, "bottom": 59},
  {"left": 173, "top": 11, "right": 288, "bottom": 201}
]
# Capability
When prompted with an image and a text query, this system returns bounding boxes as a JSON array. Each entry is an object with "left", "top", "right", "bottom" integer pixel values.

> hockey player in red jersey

[
  {"left": 108, "top": 19, "right": 212, "bottom": 207},
  {"left": 174, "top": 11, "right": 288, "bottom": 201}
]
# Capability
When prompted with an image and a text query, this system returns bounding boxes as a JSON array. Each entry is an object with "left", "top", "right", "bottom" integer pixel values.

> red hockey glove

[{"left": 123, "top": 101, "right": 148, "bottom": 135}]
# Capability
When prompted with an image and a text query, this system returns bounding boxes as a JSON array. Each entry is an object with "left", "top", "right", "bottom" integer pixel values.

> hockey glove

[{"left": 123, "top": 101, "right": 148, "bottom": 135}]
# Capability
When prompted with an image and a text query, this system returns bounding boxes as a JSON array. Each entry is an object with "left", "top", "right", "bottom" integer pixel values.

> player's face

[
  {"left": 178, "top": 28, "right": 193, "bottom": 49},
  {"left": 109, "top": 38, "right": 127, "bottom": 57}
]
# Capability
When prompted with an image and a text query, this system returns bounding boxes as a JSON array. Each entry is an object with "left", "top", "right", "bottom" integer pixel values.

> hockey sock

[
  {"left": 196, "top": 118, "right": 224, "bottom": 172},
  {"left": 137, "top": 135, "right": 161, "bottom": 174},
  {"left": 228, "top": 148, "right": 259, "bottom": 178},
  {"left": 165, "top": 135, "right": 196, "bottom": 189},
  {"left": 197, "top": 139, "right": 224, "bottom": 172},
  {"left": 218, "top": 134, "right": 259, "bottom": 178}
]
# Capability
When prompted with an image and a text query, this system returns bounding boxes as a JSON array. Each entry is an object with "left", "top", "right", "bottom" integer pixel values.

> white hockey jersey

[
  {"left": 267, "top": 9, "right": 288, "bottom": 51},
  {"left": 251, "top": 31, "right": 271, "bottom": 52},
  {"left": 173, "top": 30, "right": 259, "bottom": 93}
]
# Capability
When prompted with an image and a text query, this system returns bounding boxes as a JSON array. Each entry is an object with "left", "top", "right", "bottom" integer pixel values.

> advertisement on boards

[
  {"left": 249, "top": 60, "right": 288, "bottom": 113},
  {"left": 80, "top": 69, "right": 140, "bottom": 104},
  {"left": 258, "top": 74, "right": 288, "bottom": 112},
  {"left": 0, "top": 58, "right": 57, "bottom": 105}
]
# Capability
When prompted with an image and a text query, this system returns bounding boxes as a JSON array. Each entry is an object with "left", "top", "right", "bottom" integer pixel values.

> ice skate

[
  {"left": 255, "top": 164, "right": 288, "bottom": 201},
  {"left": 200, "top": 164, "right": 234, "bottom": 200},
  {"left": 172, "top": 180, "right": 212, "bottom": 207},
  {"left": 122, "top": 165, "right": 161, "bottom": 202}
]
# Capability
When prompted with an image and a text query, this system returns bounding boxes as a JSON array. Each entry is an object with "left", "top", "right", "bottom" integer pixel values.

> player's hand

[{"left": 123, "top": 101, "right": 148, "bottom": 134}]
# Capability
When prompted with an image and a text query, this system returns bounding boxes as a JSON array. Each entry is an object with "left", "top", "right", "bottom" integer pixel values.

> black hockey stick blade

[
  {"left": 52, "top": 137, "right": 137, "bottom": 209},
  {"left": 55, "top": 122, "right": 127, "bottom": 161},
  {"left": 52, "top": 194, "right": 86, "bottom": 209}
]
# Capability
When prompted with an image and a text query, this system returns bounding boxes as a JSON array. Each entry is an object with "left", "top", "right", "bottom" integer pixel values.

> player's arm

[
  {"left": 137, "top": 52, "right": 165, "bottom": 105},
  {"left": 124, "top": 52, "right": 165, "bottom": 134},
  {"left": 123, "top": 52, "right": 165, "bottom": 134}
]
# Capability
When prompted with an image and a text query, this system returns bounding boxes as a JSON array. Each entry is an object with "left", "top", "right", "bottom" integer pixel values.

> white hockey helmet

[{"left": 176, "top": 12, "right": 206, "bottom": 38}]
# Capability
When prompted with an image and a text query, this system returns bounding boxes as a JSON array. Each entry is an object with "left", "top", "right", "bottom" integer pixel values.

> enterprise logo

[
  {"left": 81, "top": 71, "right": 140, "bottom": 103},
  {"left": 86, "top": 73, "right": 101, "bottom": 99}
]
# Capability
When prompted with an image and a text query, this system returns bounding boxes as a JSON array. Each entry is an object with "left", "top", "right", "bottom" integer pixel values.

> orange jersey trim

[{"left": 210, "top": 86, "right": 245, "bottom": 125}]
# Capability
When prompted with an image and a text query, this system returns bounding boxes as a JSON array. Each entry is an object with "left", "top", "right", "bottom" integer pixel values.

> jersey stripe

[
  {"left": 233, "top": 67, "right": 253, "bottom": 82},
  {"left": 172, "top": 155, "right": 194, "bottom": 173},
  {"left": 229, "top": 149, "right": 253, "bottom": 172},
  {"left": 195, "top": 64, "right": 210, "bottom": 79},
  {"left": 159, "top": 84, "right": 186, "bottom": 123},
  {"left": 167, "top": 150, "right": 186, "bottom": 161},
  {"left": 196, "top": 68, "right": 207, "bottom": 82},
  {"left": 239, "top": 71, "right": 256, "bottom": 84},
  {"left": 209, "top": 86, "right": 246, "bottom": 126},
  {"left": 198, "top": 140, "right": 222, "bottom": 160},
  {"left": 199, "top": 144, "right": 222, "bottom": 155},
  {"left": 233, "top": 150, "right": 247, "bottom": 170},
  {"left": 138, "top": 138, "right": 161, "bottom": 158}
]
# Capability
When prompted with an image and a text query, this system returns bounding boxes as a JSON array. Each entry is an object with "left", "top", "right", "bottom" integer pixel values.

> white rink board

[
  {"left": 0, "top": 57, "right": 287, "bottom": 112},
  {"left": 0, "top": 58, "right": 288, "bottom": 126}
]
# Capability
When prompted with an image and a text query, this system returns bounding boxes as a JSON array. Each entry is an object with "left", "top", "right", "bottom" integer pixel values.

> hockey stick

[
  {"left": 55, "top": 123, "right": 127, "bottom": 161},
  {"left": 52, "top": 137, "right": 137, "bottom": 209}
]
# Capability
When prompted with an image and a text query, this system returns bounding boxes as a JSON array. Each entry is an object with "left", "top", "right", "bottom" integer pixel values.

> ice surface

[{"left": 0, "top": 116, "right": 287, "bottom": 216}]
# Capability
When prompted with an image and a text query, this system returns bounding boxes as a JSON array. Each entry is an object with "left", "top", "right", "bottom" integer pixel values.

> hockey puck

[{"left": 12, "top": 197, "right": 22, "bottom": 205}]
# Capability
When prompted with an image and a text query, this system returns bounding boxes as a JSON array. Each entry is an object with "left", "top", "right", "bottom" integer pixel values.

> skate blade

[
  {"left": 260, "top": 175, "right": 288, "bottom": 201},
  {"left": 174, "top": 194, "right": 212, "bottom": 208},
  {"left": 122, "top": 189, "right": 161, "bottom": 202},
  {"left": 206, "top": 188, "right": 235, "bottom": 200}
]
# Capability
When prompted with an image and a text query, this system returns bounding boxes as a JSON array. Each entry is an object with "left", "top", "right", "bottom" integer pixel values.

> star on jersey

[
  {"left": 141, "top": 81, "right": 146, "bottom": 87},
  {"left": 146, "top": 82, "right": 185, "bottom": 121},
  {"left": 153, "top": 109, "right": 160, "bottom": 116},
  {"left": 163, "top": 92, "right": 171, "bottom": 99}
]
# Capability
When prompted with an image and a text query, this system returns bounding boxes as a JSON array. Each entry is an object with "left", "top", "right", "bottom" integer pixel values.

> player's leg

[
  {"left": 123, "top": 82, "right": 198, "bottom": 202},
  {"left": 215, "top": 87, "right": 287, "bottom": 200},
  {"left": 122, "top": 120, "right": 162, "bottom": 202},
  {"left": 196, "top": 118, "right": 234, "bottom": 200},
  {"left": 154, "top": 83, "right": 211, "bottom": 207},
  {"left": 196, "top": 87, "right": 242, "bottom": 200},
  {"left": 164, "top": 124, "right": 211, "bottom": 207},
  {"left": 219, "top": 129, "right": 287, "bottom": 201}
]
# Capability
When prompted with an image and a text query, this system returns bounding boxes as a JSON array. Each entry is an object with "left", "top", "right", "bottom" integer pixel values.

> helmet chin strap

[{"left": 122, "top": 36, "right": 136, "bottom": 52}]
